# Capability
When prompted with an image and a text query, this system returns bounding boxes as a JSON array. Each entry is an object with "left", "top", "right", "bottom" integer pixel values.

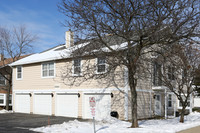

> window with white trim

[
  {"left": 0, "top": 94, "right": 4, "bottom": 104},
  {"left": 168, "top": 94, "right": 172, "bottom": 108},
  {"left": 73, "top": 59, "right": 81, "bottom": 76},
  {"left": 9, "top": 95, "right": 12, "bottom": 104},
  {"left": 42, "top": 62, "right": 54, "bottom": 77},
  {"left": 97, "top": 57, "right": 106, "bottom": 73},
  {"left": 17, "top": 66, "right": 22, "bottom": 79},
  {"left": 0, "top": 74, "right": 5, "bottom": 85}
]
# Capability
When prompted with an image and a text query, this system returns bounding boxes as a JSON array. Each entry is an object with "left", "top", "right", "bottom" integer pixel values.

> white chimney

[{"left": 65, "top": 30, "right": 74, "bottom": 48}]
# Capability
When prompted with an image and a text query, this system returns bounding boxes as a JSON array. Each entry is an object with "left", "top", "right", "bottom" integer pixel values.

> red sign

[
  {"left": 91, "top": 108, "right": 95, "bottom": 117},
  {"left": 89, "top": 97, "right": 96, "bottom": 117},
  {"left": 89, "top": 97, "right": 96, "bottom": 107}
]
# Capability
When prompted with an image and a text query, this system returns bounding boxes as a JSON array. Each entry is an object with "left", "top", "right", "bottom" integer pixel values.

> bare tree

[
  {"left": 58, "top": 0, "right": 200, "bottom": 127},
  {"left": 0, "top": 25, "right": 36, "bottom": 110},
  {"left": 154, "top": 43, "right": 200, "bottom": 123}
]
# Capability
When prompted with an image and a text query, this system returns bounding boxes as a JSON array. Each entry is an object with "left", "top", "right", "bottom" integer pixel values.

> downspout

[
  {"left": 124, "top": 67, "right": 129, "bottom": 120},
  {"left": 174, "top": 94, "right": 176, "bottom": 117},
  {"left": 150, "top": 91, "right": 152, "bottom": 118},
  {"left": 165, "top": 88, "right": 167, "bottom": 119},
  {"left": 189, "top": 93, "right": 192, "bottom": 113}
]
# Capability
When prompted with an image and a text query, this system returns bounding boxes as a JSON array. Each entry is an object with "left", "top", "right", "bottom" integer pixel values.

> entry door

[{"left": 154, "top": 94, "right": 161, "bottom": 116}]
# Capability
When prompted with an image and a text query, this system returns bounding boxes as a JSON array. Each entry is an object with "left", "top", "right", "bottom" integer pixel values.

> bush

[{"left": 192, "top": 107, "right": 200, "bottom": 112}]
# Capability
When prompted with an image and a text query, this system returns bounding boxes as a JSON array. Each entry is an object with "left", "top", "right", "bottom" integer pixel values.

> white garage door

[
  {"left": 34, "top": 93, "right": 52, "bottom": 115},
  {"left": 56, "top": 93, "right": 78, "bottom": 118},
  {"left": 15, "top": 93, "right": 30, "bottom": 113},
  {"left": 83, "top": 93, "right": 111, "bottom": 119}
]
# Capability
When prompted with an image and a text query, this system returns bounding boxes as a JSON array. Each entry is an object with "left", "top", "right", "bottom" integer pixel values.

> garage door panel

[
  {"left": 15, "top": 94, "right": 30, "bottom": 113},
  {"left": 56, "top": 94, "right": 78, "bottom": 118},
  {"left": 84, "top": 94, "right": 111, "bottom": 119},
  {"left": 34, "top": 94, "right": 52, "bottom": 115}
]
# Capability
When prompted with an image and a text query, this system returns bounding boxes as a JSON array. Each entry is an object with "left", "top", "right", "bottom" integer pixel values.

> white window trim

[
  {"left": 16, "top": 66, "right": 23, "bottom": 80},
  {"left": 167, "top": 94, "right": 173, "bottom": 109},
  {"left": 41, "top": 62, "right": 56, "bottom": 78},
  {"left": 0, "top": 94, "right": 12, "bottom": 106},
  {"left": 0, "top": 94, "right": 5, "bottom": 106},
  {"left": 95, "top": 57, "right": 107, "bottom": 74},
  {"left": 72, "top": 58, "right": 82, "bottom": 76}
]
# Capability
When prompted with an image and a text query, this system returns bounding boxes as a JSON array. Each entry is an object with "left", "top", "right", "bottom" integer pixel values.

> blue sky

[{"left": 0, "top": 0, "right": 67, "bottom": 53}]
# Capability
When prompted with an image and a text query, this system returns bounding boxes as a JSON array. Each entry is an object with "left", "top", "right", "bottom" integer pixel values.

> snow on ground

[
  {"left": 31, "top": 112, "right": 200, "bottom": 133},
  {"left": 0, "top": 109, "right": 13, "bottom": 113}
]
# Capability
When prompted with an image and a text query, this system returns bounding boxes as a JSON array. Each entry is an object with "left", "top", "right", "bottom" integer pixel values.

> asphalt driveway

[{"left": 0, "top": 113, "right": 83, "bottom": 133}]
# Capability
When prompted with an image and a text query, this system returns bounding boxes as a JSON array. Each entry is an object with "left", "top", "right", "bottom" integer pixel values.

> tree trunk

[
  {"left": 6, "top": 80, "right": 11, "bottom": 111},
  {"left": 179, "top": 107, "right": 186, "bottom": 123},
  {"left": 128, "top": 68, "right": 139, "bottom": 128}
]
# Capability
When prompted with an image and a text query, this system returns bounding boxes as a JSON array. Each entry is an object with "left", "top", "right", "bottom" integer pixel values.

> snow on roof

[
  {"left": 10, "top": 40, "right": 132, "bottom": 66},
  {"left": 10, "top": 42, "right": 89, "bottom": 66}
]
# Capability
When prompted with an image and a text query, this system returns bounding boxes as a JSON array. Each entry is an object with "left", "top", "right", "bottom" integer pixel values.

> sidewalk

[{"left": 177, "top": 125, "right": 200, "bottom": 133}]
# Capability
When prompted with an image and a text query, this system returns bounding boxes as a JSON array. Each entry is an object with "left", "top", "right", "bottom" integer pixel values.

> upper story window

[
  {"left": 0, "top": 74, "right": 5, "bottom": 85},
  {"left": 153, "top": 62, "right": 162, "bottom": 86},
  {"left": 73, "top": 59, "right": 81, "bottom": 76},
  {"left": 168, "top": 66, "right": 175, "bottom": 80},
  {"left": 42, "top": 62, "right": 54, "bottom": 77},
  {"left": 97, "top": 57, "right": 106, "bottom": 74},
  {"left": 16, "top": 66, "right": 22, "bottom": 79}
]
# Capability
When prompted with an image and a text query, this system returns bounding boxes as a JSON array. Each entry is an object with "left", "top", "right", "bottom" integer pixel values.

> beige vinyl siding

[
  {"left": 111, "top": 91, "right": 125, "bottom": 120},
  {"left": 13, "top": 58, "right": 125, "bottom": 91},
  {"left": 128, "top": 91, "right": 154, "bottom": 119}
]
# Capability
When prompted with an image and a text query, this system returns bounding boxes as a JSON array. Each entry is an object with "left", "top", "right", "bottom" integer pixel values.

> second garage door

[
  {"left": 34, "top": 93, "right": 52, "bottom": 115},
  {"left": 83, "top": 93, "right": 111, "bottom": 119},
  {"left": 55, "top": 93, "right": 78, "bottom": 118},
  {"left": 15, "top": 93, "right": 30, "bottom": 113}
]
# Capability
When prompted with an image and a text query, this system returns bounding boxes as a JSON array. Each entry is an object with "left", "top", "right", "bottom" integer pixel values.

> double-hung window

[
  {"left": 73, "top": 59, "right": 81, "bottom": 76},
  {"left": 42, "top": 62, "right": 54, "bottom": 77},
  {"left": 16, "top": 66, "right": 22, "bottom": 79},
  {"left": 0, "top": 74, "right": 5, "bottom": 85},
  {"left": 97, "top": 57, "right": 106, "bottom": 74}
]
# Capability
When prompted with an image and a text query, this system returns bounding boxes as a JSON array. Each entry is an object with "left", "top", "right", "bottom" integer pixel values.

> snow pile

[
  {"left": 31, "top": 112, "right": 200, "bottom": 133},
  {"left": 0, "top": 109, "right": 13, "bottom": 113}
]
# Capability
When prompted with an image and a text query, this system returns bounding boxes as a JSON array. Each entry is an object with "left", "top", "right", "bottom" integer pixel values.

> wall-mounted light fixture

[
  {"left": 29, "top": 93, "right": 32, "bottom": 97},
  {"left": 111, "top": 93, "right": 113, "bottom": 98},
  {"left": 78, "top": 93, "right": 80, "bottom": 98},
  {"left": 51, "top": 93, "right": 54, "bottom": 97}
]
